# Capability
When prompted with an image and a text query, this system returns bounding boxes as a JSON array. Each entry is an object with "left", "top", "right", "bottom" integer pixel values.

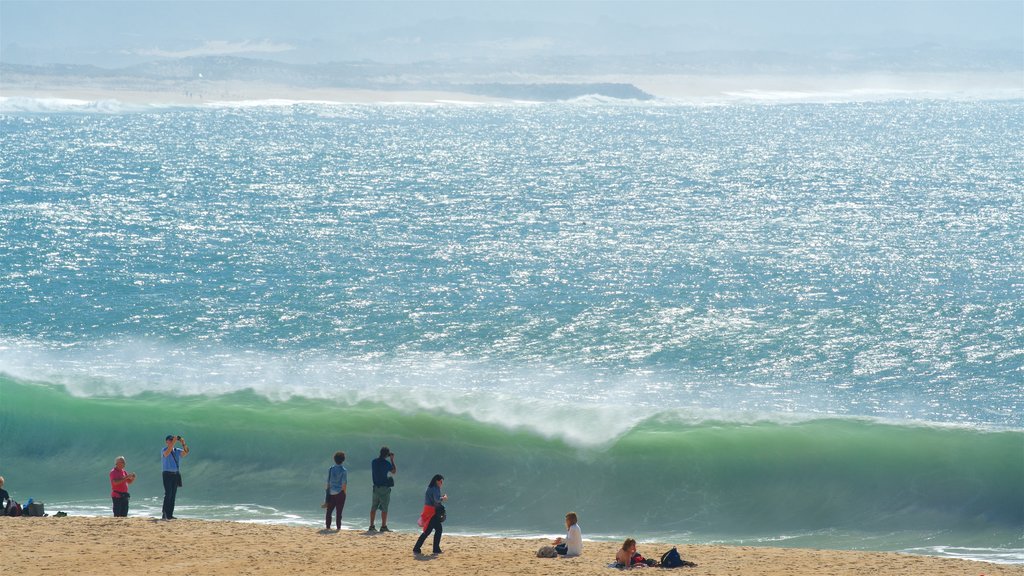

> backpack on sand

[
  {"left": 659, "top": 547, "right": 697, "bottom": 568},
  {"left": 6, "top": 501, "right": 23, "bottom": 517}
]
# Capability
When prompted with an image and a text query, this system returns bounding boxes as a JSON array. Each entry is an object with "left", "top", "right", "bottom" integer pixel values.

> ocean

[{"left": 0, "top": 95, "right": 1021, "bottom": 564}]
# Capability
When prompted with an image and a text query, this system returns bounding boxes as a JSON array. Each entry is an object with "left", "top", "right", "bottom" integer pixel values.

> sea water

[{"left": 0, "top": 97, "right": 1021, "bottom": 564}]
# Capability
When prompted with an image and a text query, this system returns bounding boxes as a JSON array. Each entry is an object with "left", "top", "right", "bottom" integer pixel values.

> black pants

[
  {"left": 162, "top": 471, "right": 179, "bottom": 519},
  {"left": 414, "top": 515, "right": 443, "bottom": 553},
  {"left": 112, "top": 495, "right": 129, "bottom": 517},
  {"left": 325, "top": 491, "right": 346, "bottom": 529}
]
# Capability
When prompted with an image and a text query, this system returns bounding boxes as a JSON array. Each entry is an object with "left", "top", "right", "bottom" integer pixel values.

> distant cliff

[{"left": 1, "top": 57, "right": 656, "bottom": 102}]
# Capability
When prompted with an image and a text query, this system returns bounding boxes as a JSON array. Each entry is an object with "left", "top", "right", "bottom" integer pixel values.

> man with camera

[
  {"left": 368, "top": 446, "right": 396, "bottom": 532},
  {"left": 109, "top": 456, "right": 137, "bottom": 517},
  {"left": 161, "top": 434, "right": 189, "bottom": 520}
]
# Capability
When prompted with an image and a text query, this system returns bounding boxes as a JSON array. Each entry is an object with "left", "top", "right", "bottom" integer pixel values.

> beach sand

[{"left": 1, "top": 517, "right": 1020, "bottom": 576}]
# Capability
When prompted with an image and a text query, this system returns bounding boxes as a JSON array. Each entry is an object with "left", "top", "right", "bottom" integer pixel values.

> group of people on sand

[
  {"left": 320, "top": 447, "right": 484, "bottom": 557},
  {"left": 321, "top": 446, "right": 399, "bottom": 534},
  {"left": 101, "top": 434, "right": 187, "bottom": 520},
  {"left": 94, "top": 436, "right": 685, "bottom": 567},
  {"left": 322, "top": 445, "right": 584, "bottom": 559}
]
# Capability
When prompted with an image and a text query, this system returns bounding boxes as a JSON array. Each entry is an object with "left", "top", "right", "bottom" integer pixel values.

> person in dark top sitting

[
  {"left": 0, "top": 476, "right": 10, "bottom": 514},
  {"left": 368, "top": 446, "right": 397, "bottom": 532}
]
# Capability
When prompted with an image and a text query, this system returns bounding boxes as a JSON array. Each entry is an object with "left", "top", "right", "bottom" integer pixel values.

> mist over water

[{"left": 1, "top": 99, "right": 1022, "bottom": 561}]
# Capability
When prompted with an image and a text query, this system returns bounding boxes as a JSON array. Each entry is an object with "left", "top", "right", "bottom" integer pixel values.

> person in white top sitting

[{"left": 552, "top": 511, "right": 583, "bottom": 557}]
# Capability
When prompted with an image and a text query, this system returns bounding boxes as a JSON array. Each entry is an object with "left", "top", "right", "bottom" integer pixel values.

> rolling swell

[{"left": 2, "top": 375, "right": 1020, "bottom": 546}]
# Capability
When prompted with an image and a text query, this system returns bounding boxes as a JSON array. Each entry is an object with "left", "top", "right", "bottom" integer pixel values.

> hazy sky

[{"left": 1, "top": 1, "right": 1022, "bottom": 68}]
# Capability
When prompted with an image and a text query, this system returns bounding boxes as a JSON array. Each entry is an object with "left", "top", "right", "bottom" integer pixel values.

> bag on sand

[
  {"left": 536, "top": 545, "right": 558, "bottom": 558},
  {"left": 660, "top": 547, "right": 698, "bottom": 568},
  {"left": 660, "top": 547, "right": 683, "bottom": 568},
  {"left": 5, "top": 501, "right": 22, "bottom": 517},
  {"left": 26, "top": 501, "right": 45, "bottom": 517}
]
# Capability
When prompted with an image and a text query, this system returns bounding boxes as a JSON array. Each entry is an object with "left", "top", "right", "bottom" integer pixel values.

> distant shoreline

[
  {"left": 0, "top": 83, "right": 504, "bottom": 105},
  {"left": 2, "top": 71, "right": 1021, "bottom": 106}
]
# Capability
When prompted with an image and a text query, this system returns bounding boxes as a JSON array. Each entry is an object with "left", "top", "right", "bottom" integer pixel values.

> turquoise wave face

[{"left": 2, "top": 377, "right": 1021, "bottom": 548}]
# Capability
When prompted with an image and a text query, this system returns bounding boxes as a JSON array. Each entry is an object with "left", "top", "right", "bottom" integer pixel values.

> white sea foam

[
  {"left": 2, "top": 337, "right": 1012, "bottom": 451},
  {"left": 201, "top": 98, "right": 342, "bottom": 109},
  {"left": 0, "top": 96, "right": 176, "bottom": 114},
  {"left": 720, "top": 86, "right": 1024, "bottom": 103},
  {"left": 0, "top": 338, "right": 650, "bottom": 447},
  {"left": 5, "top": 87, "right": 1020, "bottom": 116},
  {"left": 903, "top": 546, "right": 1024, "bottom": 565}
]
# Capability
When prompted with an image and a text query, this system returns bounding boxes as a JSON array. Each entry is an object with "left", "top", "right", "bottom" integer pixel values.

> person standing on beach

[
  {"left": 553, "top": 511, "right": 582, "bottom": 557},
  {"left": 109, "top": 456, "right": 137, "bottom": 517},
  {"left": 368, "top": 446, "right": 396, "bottom": 532},
  {"left": 325, "top": 451, "right": 348, "bottom": 530},
  {"left": 413, "top": 474, "right": 447, "bottom": 555},
  {"left": 161, "top": 434, "right": 189, "bottom": 520}
]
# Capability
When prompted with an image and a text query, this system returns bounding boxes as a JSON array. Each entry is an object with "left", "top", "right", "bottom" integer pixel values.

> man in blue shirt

[
  {"left": 368, "top": 446, "right": 396, "bottom": 532},
  {"left": 161, "top": 434, "right": 189, "bottom": 520}
]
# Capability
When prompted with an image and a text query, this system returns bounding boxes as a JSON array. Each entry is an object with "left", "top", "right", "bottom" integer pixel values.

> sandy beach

[{"left": 1, "top": 517, "right": 1020, "bottom": 576}]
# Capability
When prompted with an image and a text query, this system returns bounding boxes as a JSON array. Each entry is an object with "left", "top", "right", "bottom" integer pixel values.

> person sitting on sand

[
  {"left": 615, "top": 538, "right": 649, "bottom": 568},
  {"left": 552, "top": 511, "right": 582, "bottom": 557},
  {"left": 0, "top": 476, "right": 10, "bottom": 513}
]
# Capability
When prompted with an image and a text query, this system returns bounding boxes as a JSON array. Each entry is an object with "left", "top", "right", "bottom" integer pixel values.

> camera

[{"left": 176, "top": 436, "right": 182, "bottom": 441}]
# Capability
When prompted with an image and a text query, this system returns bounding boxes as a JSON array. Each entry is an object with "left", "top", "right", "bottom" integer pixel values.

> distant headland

[{"left": 0, "top": 56, "right": 654, "bottom": 103}]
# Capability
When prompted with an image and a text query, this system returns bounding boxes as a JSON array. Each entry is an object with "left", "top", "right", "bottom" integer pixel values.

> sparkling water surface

[{"left": 1, "top": 100, "right": 1022, "bottom": 427}]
